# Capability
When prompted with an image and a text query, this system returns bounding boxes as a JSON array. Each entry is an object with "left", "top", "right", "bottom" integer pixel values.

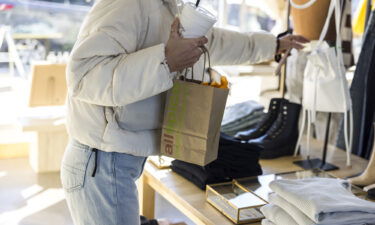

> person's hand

[
  {"left": 277, "top": 34, "right": 310, "bottom": 54},
  {"left": 165, "top": 18, "right": 208, "bottom": 72}
]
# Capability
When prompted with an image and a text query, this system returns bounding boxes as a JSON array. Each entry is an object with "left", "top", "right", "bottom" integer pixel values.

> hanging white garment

[
  {"left": 294, "top": 0, "right": 353, "bottom": 166},
  {"left": 285, "top": 49, "right": 309, "bottom": 104}
]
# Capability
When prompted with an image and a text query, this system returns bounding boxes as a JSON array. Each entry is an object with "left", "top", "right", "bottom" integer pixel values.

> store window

[
  {"left": 191, "top": 0, "right": 277, "bottom": 33},
  {"left": 35, "top": 0, "right": 94, "bottom": 6},
  {"left": 227, "top": 4, "right": 241, "bottom": 26},
  {"left": 0, "top": 0, "right": 93, "bottom": 70}
]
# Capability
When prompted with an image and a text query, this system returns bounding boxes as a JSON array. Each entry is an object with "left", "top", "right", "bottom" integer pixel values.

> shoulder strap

[
  {"left": 315, "top": 0, "right": 336, "bottom": 49},
  {"left": 289, "top": 0, "right": 317, "bottom": 9},
  {"left": 335, "top": 0, "right": 345, "bottom": 70}
]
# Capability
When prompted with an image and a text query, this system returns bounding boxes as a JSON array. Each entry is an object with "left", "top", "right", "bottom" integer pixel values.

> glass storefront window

[
  {"left": 0, "top": 0, "right": 92, "bottom": 51},
  {"left": 187, "top": 0, "right": 276, "bottom": 32},
  {"left": 227, "top": 4, "right": 240, "bottom": 26}
]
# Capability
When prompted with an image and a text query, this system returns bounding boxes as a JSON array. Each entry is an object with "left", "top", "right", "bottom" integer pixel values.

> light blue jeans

[{"left": 60, "top": 139, "right": 147, "bottom": 225}]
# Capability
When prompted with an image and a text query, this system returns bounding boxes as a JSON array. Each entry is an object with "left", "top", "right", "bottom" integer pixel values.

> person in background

[{"left": 61, "top": 0, "right": 309, "bottom": 224}]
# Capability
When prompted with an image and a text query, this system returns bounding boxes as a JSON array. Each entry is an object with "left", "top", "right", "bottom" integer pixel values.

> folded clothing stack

[
  {"left": 221, "top": 100, "right": 264, "bottom": 136},
  {"left": 171, "top": 133, "right": 262, "bottom": 190},
  {"left": 140, "top": 216, "right": 158, "bottom": 225},
  {"left": 260, "top": 178, "right": 375, "bottom": 225}
]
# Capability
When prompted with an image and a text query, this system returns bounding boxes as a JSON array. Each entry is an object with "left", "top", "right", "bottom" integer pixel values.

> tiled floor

[{"left": 0, "top": 158, "right": 194, "bottom": 225}]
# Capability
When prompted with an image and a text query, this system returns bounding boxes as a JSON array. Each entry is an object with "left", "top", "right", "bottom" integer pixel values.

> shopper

[{"left": 61, "top": 0, "right": 308, "bottom": 224}]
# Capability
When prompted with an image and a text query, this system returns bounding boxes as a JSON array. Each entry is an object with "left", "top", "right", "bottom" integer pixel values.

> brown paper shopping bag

[{"left": 161, "top": 50, "right": 229, "bottom": 166}]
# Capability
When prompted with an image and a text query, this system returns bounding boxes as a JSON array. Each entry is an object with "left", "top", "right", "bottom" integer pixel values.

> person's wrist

[
  {"left": 276, "top": 38, "right": 281, "bottom": 54},
  {"left": 275, "top": 37, "right": 281, "bottom": 62},
  {"left": 162, "top": 57, "right": 176, "bottom": 75},
  {"left": 164, "top": 46, "right": 174, "bottom": 73},
  {"left": 275, "top": 38, "right": 282, "bottom": 62},
  {"left": 274, "top": 29, "right": 292, "bottom": 62}
]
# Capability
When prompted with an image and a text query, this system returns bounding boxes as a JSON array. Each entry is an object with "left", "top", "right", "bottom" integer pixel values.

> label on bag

[{"left": 162, "top": 82, "right": 189, "bottom": 158}]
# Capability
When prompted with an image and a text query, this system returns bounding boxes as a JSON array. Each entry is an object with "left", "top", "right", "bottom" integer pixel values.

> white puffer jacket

[{"left": 66, "top": 0, "right": 277, "bottom": 157}]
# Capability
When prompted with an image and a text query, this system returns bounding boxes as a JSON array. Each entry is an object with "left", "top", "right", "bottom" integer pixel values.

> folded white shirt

[
  {"left": 268, "top": 193, "right": 315, "bottom": 225},
  {"left": 261, "top": 219, "right": 276, "bottom": 225},
  {"left": 269, "top": 178, "right": 375, "bottom": 225},
  {"left": 260, "top": 203, "right": 298, "bottom": 225}
]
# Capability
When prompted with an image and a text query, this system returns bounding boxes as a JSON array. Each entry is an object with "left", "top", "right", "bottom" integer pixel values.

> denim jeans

[{"left": 61, "top": 139, "right": 147, "bottom": 225}]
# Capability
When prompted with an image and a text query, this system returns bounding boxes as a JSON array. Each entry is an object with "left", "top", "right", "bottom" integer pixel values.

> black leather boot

[
  {"left": 248, "top": 101, "right": 301, "bottom": 159},
  {"left": 235, "top": 98, "right": 287, "bottom": 141}
]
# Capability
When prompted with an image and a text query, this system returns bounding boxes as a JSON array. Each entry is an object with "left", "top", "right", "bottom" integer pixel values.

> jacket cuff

[
  {"left": 158, "top": 44, "right": 176, "bottom": 80},
  {"left": 251, "top": 32, "right": 277, "bottom": 62}
]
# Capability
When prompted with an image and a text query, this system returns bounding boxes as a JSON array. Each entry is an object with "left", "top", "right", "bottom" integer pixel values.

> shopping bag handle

[
  {"left": 201, "top": 46, "right": 213, "bottom": 84},
  {"left": 181, "top": 46, "right": 212, "bottom": 84},
  {"left": 315, "top": 0, "right": 343, "bottom": 54}
]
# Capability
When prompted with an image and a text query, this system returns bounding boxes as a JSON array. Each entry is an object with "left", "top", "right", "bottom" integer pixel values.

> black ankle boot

[
  {"left": 235, "top": 98, "right": 287, "bottom": 141},
  {"left": 248, "top": 101, "right": 301, "bottom": 159}
]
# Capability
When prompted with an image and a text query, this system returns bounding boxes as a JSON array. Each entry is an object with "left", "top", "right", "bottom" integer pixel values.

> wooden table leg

[
  {"left": 28, "top": 129, "right": 68, "bottom": 173},
  {"left": 139, "top": 173, "right": 155, "bottom": 219}
]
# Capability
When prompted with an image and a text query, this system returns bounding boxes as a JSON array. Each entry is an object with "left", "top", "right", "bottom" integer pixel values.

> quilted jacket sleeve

[
  {"left": 207, "top": 28, "right": 277, "bottom": 66},
  {"left": 66, "top": 0, "right": 173, "bottom": 107}
]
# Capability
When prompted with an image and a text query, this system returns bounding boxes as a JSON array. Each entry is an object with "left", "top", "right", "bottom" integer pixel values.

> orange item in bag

[
  {"left": 202, "top": 76, "right": 228, "bottom": 89},
  {"left": 220, "top": 76, "right": 229, "bottom": 89}
]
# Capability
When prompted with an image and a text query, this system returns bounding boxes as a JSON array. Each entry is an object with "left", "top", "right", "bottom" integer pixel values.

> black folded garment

[
  {"left": 171, "top": 162, "right": 232, "bottom": 189},
  {"left": 140, "top": 216, "right": 158, "bottom": 225},
  {"left": 171, "top": 133, "right": 262, "bottom": 190}
]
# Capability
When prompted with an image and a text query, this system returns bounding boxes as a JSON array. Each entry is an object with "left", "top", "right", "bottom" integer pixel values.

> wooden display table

[{"left": 139, "top": 139, "right": 368, "bottom": 225}]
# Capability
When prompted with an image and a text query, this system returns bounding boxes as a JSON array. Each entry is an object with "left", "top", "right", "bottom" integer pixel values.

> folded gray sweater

[
  {"left": 260, "top": 203, "right": 298, "bottom": 225},
  {"left": 268, "top": 193, "right": 315, "bottom": 225},
  {"left": 261, "top": 219, "right": 276, "bottom": 225},
  {"left": 221, "top": 100, "right": 263, "bottom": 126},
  {"left": 269, "top": 178, "right": 375, "bottom": 225}
]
